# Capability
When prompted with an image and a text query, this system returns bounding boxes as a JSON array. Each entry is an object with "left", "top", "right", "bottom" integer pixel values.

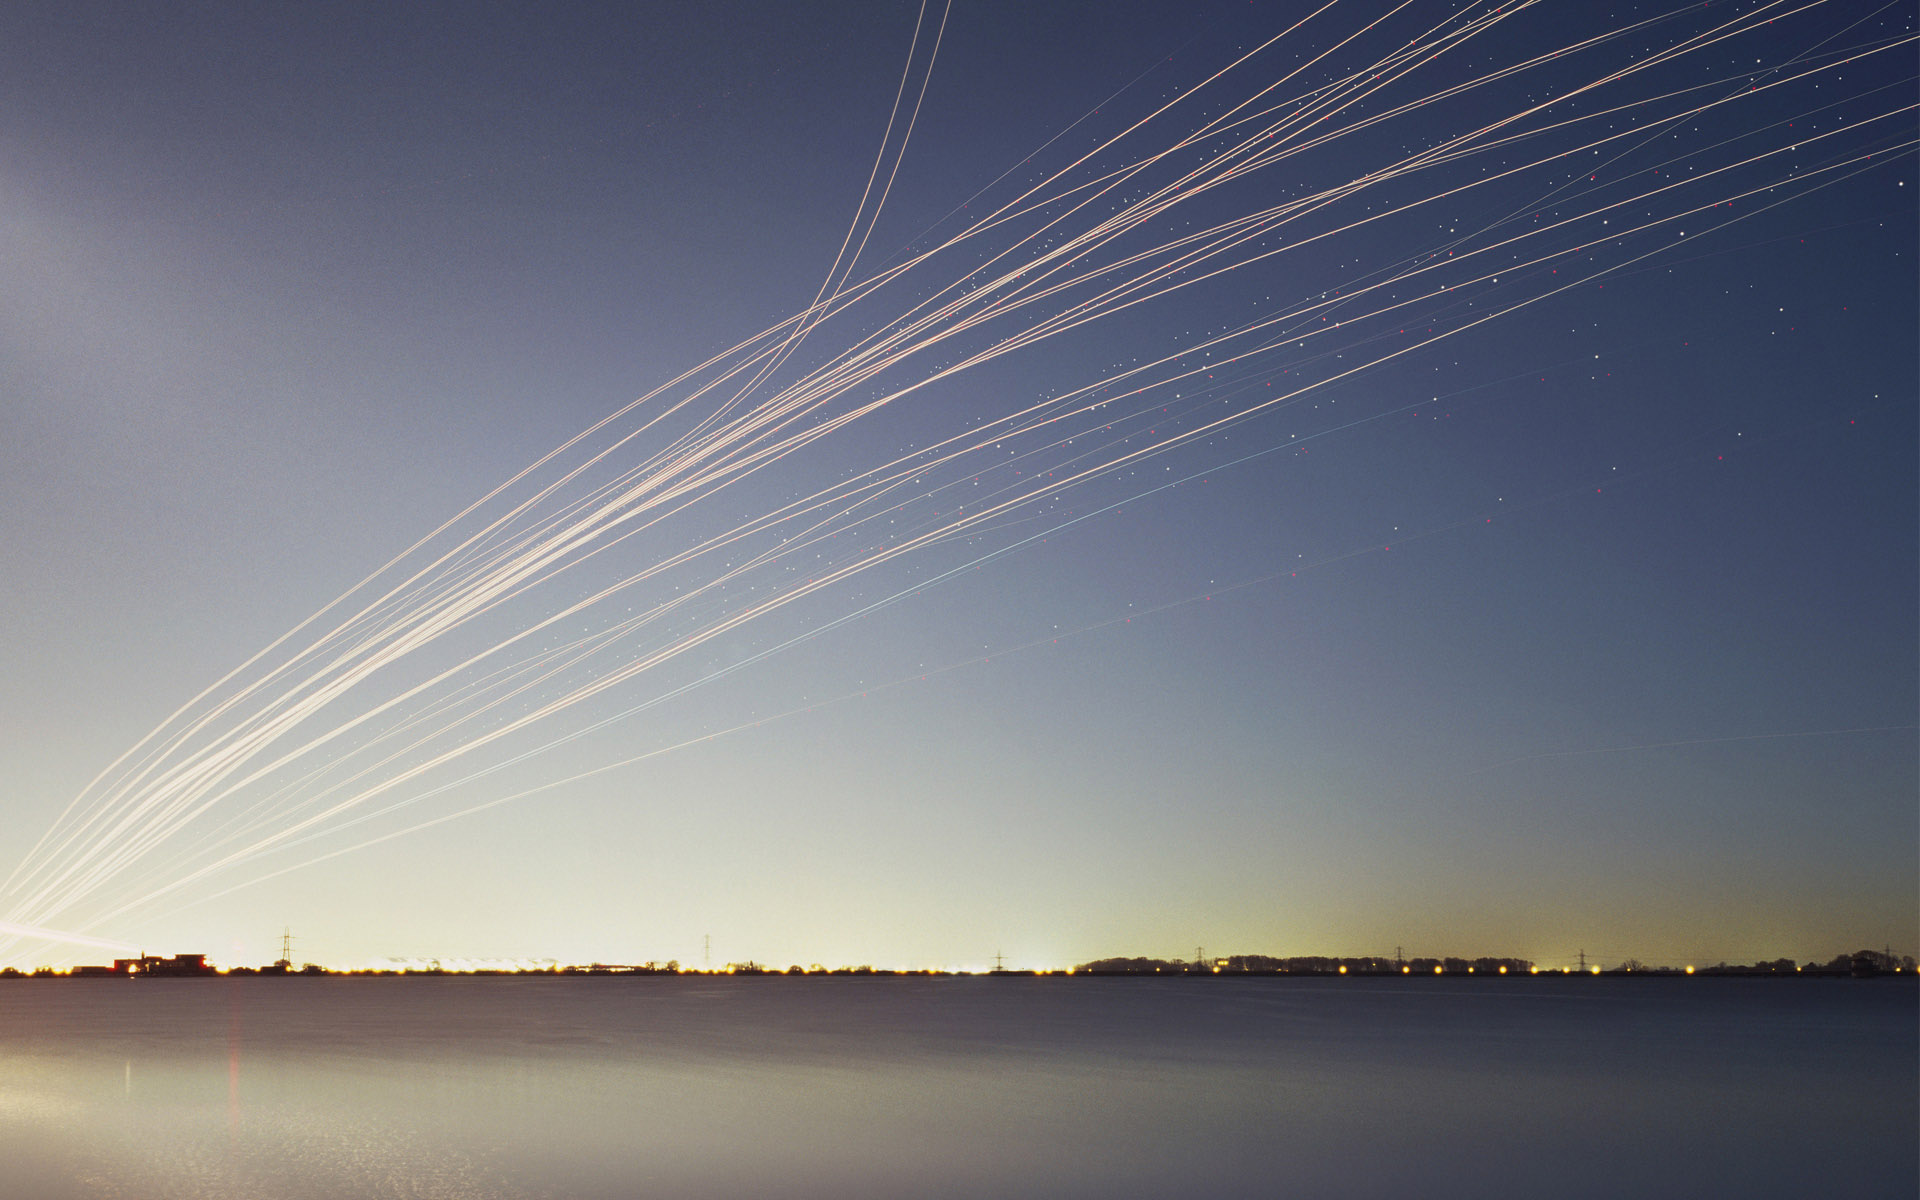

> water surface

[{"left": 2, "top": 976, "right": 1912, "bottom": 1198}]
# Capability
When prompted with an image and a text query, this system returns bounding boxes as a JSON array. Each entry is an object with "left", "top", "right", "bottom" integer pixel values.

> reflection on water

[{"left": 1, "top": 977, "right": 1913, "bottom": 1198}]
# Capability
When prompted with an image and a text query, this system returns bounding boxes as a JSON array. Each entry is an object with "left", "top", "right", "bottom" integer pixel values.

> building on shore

[{"left": 108, "top": 954, "right": 215, "bottom": 978}]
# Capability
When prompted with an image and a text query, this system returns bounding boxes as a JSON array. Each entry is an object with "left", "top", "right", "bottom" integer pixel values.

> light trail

[
  {"left": 0, "top": 921, "right": 140, "bottom": 955},
  {"left": 2, "top": 0, "right": 1911, "bottom": 959}
]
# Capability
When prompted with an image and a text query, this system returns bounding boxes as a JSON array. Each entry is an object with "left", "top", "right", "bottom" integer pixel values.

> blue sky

[{"left": 2, "top": 0, "right": 1913, "bottom": 970}]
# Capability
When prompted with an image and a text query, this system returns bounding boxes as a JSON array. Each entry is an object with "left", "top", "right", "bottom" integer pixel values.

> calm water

[{"left": 1, "top": 976, "right": 1912, "bottom": 1198}]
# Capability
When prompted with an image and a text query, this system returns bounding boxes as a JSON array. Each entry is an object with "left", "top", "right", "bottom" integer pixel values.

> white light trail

[{"left": 3, "top": 0, "right": 1911, "bottom": 957}]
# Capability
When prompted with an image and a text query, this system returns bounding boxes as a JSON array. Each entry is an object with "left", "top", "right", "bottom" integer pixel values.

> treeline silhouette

[
  {"left": 8, "top": 949, "right": 1914, "bottom": 980},
  {"left": 1075, "top": 955, "right": 1533, "bottom": 976}
]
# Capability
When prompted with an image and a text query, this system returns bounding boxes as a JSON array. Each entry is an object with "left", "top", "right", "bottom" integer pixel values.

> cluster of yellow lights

[
  {"left": 23, "top": 960, "right": 1919, "bottom": 977},
  {"left": 38, "top": 952, "right": 1916, "bottom": 979}
]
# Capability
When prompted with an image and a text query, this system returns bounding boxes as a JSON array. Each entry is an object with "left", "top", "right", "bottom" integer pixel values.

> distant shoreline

[
  {"left": 14, "top": 947, "right": 1912, "bottom": 981},
  {"left": 8, "top": 965, "right": 1914, "bottom": 982}
]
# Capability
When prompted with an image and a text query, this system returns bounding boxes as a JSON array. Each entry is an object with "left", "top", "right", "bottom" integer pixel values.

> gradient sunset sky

[{"left": 2, "top": 0, "right": 1913, "bottom": 971}]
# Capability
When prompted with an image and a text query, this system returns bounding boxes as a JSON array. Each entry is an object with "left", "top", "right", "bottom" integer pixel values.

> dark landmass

[
  {"left": 1074, "top": 950, "right": 1917, "bottom": 978},
  {"left": 11, "top": 949, "right": 1915, "bottom": 980}
]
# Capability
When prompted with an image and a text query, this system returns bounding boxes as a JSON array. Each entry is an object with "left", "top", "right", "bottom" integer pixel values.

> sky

[{"left": 1, "top": 0, "right": 1914, "bottom": 972}]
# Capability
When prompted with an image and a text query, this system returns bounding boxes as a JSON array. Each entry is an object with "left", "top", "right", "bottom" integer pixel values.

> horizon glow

[{"left": 0, "top": 0, "right": 1913, "bottom": 971}]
